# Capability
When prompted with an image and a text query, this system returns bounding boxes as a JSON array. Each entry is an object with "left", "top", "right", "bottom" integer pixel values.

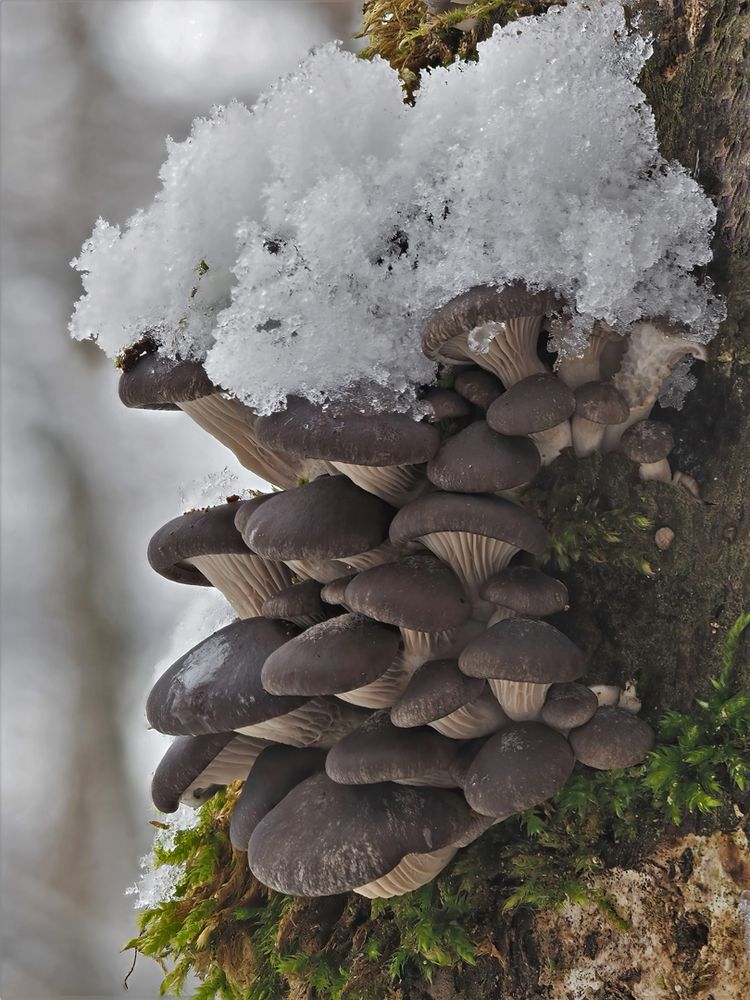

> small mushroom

[
  {"left": 571, "top": 381, "right": 629, "bottom": 458},
  {"left": 248, "top": 772, "right": 480, "bottom": 898},
  {"left": 619, "top": 420, "right": 674, "bottom": 483},
  {"left": 391, "top": 660, "right": 508, "bottom": 739},
  {"left": 464, "top": 722, "right": 575, "bottom": 818},
  {"left": 421, "top": 284, "right": 560, "bottom": 388},
  {"left": 261, "top": 579, "right": 332, "bottom": 628},
  {"left": 420, "top": 387, "right": 473, "bottom": 429},
  {"left": 486, "top": 373, "right": 575, "bottom": 465},
  {"left": 480, "top": 566, "right": 568, "bottom": 626},
  {"left": 235, "top": 475, "right": 395, "bottom": 583},
  {"left": 569, "top": 707, "right": 655, "bottom": 769},
  {"left": 459, "top": 618, "right": 585, "bottom": 721},
  {"left": 426, "top": 421, "right": 540, "bottom": 493},
  {"left": 453, "top": 368, "right": 504, "bottom": 411},
  {"left": 147, "top": 500, "right": 292, "bottom": 618},
  {"left": 540, "top": 683, "right": 598, "bottom": 736}
]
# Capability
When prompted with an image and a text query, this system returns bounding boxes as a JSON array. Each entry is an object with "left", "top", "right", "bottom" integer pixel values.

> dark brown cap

[
  {"left": 459, "top": 618, "right": 584, "bottom": 683},
  {"left": 343, "top": 554, "right": 470, "bottom": 632},
  {"left": 235, "top": 476, "right": 394, "bottom": 562},
  {"left": 540, "top": 683, "right": 598, "bottom": 732},
  {"left": 325, "top": 711, "right": 461, "bottom": 785},
  {"left": 573, "top": 382, "right": 628, "bottom": 425},
  {"left": 569, "top": 707, "right": 655, "bottom": 769},
  {"left": 254, "top": 396, "right": 440, "bottom": 467},
  {"left": 486, "top": 373, "right": 575, "bottom": 436},
  {"left": 151, "top": 732, "right": 236, "bottom": 812},
  {"left": 464, "top": 722, "right": 575, "bottom": 816},
  {"left": 389, "top": 492, "right": 550, "bottom": 556},
  {"left": 229, "top": 745, "right": 327, "bottom": 850},
  {"left": 619, "top": 421, "right": 674, "bottom": 463},
  {"left": 320, "top": 575, "right": 356, "bottom": 607},
  {"left": 426, "top": 421, "right": 540, "bottom": 493},
  {"left": 453, "top": 369, "right": 504, "bottom": 411},
  {"left": 422, "top": 285, "right": 559, "bottom": 364},
  {"left": 248, "top": 773, "right": 475, "bottom": 896},
  {"left": 420, "top": 388, "right": 472, "bottom": 423},
  {"left": 261, "top": 580, "right": 329, "bottom": 623},
  {"left": 146, "top": 618, "right": 302, "bottom": 735},
  {"left": 390, "top": 660, "right": 484, "bottom": 728},
  {"left": 147, "top": 501, "right": 250, "bottom": 586},
  {"left": 119, "top": 351, "right": 216, "bottom": 409},
  {"left": 480, "top": 567, "right": 568, "bottom": 618},
  {"left": 261, "top": 613, "right": 401, "bottom": 696}
]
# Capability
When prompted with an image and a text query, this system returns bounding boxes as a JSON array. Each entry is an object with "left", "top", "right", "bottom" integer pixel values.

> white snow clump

[{"left": 70, "top": 1, "right": 722, "bottom": 414}]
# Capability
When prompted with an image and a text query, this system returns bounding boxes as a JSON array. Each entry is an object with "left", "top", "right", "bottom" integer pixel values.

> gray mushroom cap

[
  {"left": 464, "top": 722, "right": 575, "bottom": 817},
  {"left": 235, "top": 476, "right": 394, "bottom": 562},
  {"left": 343, "top": 554, "right": 470, "bottom": 632},
  {"left": 619, "top": 421, "right": 674, "bottom": 463},
  {"left": 389, "top": 492, "right": 550, "bottom": 555},
  {"left": 147, "top": 501, "right": 251, "bottom": 586},
  {"left": 421, "top": 387, "right": 472, "bottom": 422},
  {"left": 248, "top": 773, "right": 475, "bottom": 896},
  {"left": 325, "top": 711, "right": 461, "bottom": 785},
  {"left": 453, "top": 369, "right": 504, "bottom": 411},
  {"left": 320, "top": 575, "right": 356, "bottom": 607},
  {"left": 118, "top": 348, "right": 216, "bottom": 410},
  {"left": 229, "top": 745, "right": 327, "bottom": 851},
  {"left": 261, "top": 580, "right": 328, "bottom": 621},
  {"left": 427, "top": 421, "right": 540, "bottom": 493},
  {"left": 573, "top": 381, "right": 629, "bottom": 424},
  {"left": 480, "top": 567, "right": 568, "bottom": 617},
  {"left": 390, "top": 660, "right": 485, "bottom": 728},
  {"left": 151, "top": 732, "right": 236, "bottom": 812},
  {"left": 541, "top": 683, "right": 598, "bottom": 731},
  {"left": 459, "top": 618, "right": 585, "bottom": 683},
  {"left": 569, "top": 707, "right": 655, "bottom": 769},
  {"left": 486, "top": 373, "right": 576, "bottom": 436},
  {"left": 254, "top": 395, "right": 440, "bottom": 467},
  {"left": 146, "top": 618, "right": 303, "bottom": 735},
  {"left": 261, "top": 613, "right": 401, "bottom": 696},
  {"left": 422, "top": 284, "right": 559, "bottom": 363}
]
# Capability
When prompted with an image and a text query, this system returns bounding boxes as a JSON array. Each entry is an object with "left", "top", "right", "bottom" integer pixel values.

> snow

[
  {"left": 125, "top": 804, "right": 197, "bottom": 909},
  {"left": 151, "top": 589, "right": 236, "bottom": 682},
  {"left": 70, "top": 1, "right": 722, "bottom": 415},
  {"left": 658, "top": 355, "right": 699, "bottom": 411}
]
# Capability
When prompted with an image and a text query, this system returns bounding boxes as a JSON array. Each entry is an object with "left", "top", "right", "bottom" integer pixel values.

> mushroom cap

[
  {"left": 235, "top": 476, "right": 394, "bottom": 562},
  {"left": 248, "top": 773, "right": 474, "bottom": 896},
  {"left": 569, "top": 707, "right": 655, "bottom": 769},
  {"left": 325, "top": 711, "right": 460, "bottom": 785},
  {"left": 254, "top": 396, "right": 440, "bottom": 467},
  {"left": 486, "top": 373, "right": 576, "bottom": 436},
  {"left": 422, "top": 284, "right": 559, "bottom": 363},
  {"left": 390, "top": 660, "right": 485, "bottom": 728},
  {"left": 540, "top": 683, "right": 598, "bottom": 731},
  {"left": 459, "top": 618, "right": 585, "bottom": 683},
  {"left": 464, "top": 722, "right": 575, "bottom": 816},
  {"left": 619, "top": 421, "right": 674, "bottom": 463},
  {"left": 229, "top": 745, "right": 327, "bottom": 851},
  {"left": 261, "top": 613, "right": 401, "bottom": 696},
  {"left": 343, "top": 554, "right": 470, "bottom": 632},
  {"left": 480, "top": 567, "right": 568, "bottom": 617},
  {"left": 119, "top": 351, "right": 216, "bottom": 409},
  {"left": 261, "top": 579, "right": 328, "bottom": 621},
  {"left": 320, "top": 575, "right": 356, "bottom": 607},
  {"left": 573, "top": 381, "right": 629, "bottom": 425},
  {"left": 146, "top": 618, "right": 303, "bottom": 735},
  {"left": 427, "top": 422, "right": 540, "bottom": 493},
  {"left": 389, "top": 492, "right": 550, "bottom": 555},
  {"left": 453, "top": 368, "right": 504, "bottom": 411},
  {"left": 147, "top": 501, "right": 250, "bottom": 586},
  {"left": 421, "top": 387, "right": 472, "bottom": 422},
  {"left": 151, "top": 732, "right": 236, "bottom": 812}
]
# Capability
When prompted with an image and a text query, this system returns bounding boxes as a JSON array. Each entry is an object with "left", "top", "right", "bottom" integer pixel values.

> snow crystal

[
  {"left": 126, "top": 803, "right": 197, "bottom": 909},
  {"left": 70, "top": 1, "right": 722, "bottom": 414},
  {"left": 152, "top": 589, "right": 236, "bottom": 682},
  {"left": 177, "top": 467, "right": 240, "bottom": 511},
  {"left": 658, "top": 355, "right": 699, "bottom": 411}
]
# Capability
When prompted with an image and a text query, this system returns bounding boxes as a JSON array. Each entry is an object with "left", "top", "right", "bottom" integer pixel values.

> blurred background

[{"left": 0, "top": 3, "right": 360, "bottom": 996}]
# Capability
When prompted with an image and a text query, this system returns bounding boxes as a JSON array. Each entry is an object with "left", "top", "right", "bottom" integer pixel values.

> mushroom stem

[
  {"left": 487, "top": 605, "right": 517, "bottom": 627},
  {"left": 330, "top": 461, "right": 429, "bottom": 508},
  {"left": 530, "top": 420, "right": 573, "bottom": 465},
  {"left": 556, "top": 324, "right": 622, "bottom": 389},
  {"left": 489, "top": 679, "right": 550, "bottom": 722},
  {"left": 190, "top": 553, "right": 292, "bottom": 618},
  {"left": 570, "top": 415, "right": 606, "bottom": 457},
  {"left": 639, "top": 458, "right": 672, "bottom": 483},
  {"left": 430, "top": 689, "right": 508, "bottom": 739},
  {"left": 355, "top": 845, "right": 458, "bottom": 899}
]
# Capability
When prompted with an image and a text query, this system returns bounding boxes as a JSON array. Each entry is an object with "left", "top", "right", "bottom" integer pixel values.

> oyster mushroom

[
  {"left": 260, "top": 579, "right": 332, "bottom": 629},
  {"left": 480, "top": 566, "right": 569, "bottom": 626},
  {"left": 569, "top": 707, "right": 655, "bottom": 769},
  {"left": 486, "top": 373, "right": 575, "bottom": 465},
  {"left": 453, "top": 368, "right": 504, "bottom": 412},
  {"left": 555, "top": 322, "right": 625, "bottom": 389},
  {"left": 619, "top": 420, "right": 674, "bottom": 483},
  {"left": 426, "top": 421, "right": 540, "bottom": 493},
  {"left": 571, "top": 381, "right": 629, "bottom": 458},
  {"left": 540, "top": 683, "right": 598, "bottom": 736}
]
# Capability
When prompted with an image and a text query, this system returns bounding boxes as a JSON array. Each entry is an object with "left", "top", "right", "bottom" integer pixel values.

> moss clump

[{"left": 128, "top": 615, "right": 748, "bottom": 1000}]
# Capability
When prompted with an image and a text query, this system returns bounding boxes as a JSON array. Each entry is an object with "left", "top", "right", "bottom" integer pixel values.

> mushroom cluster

[{"left": 129, "top": 285, "right": 688, "bottom": 900}]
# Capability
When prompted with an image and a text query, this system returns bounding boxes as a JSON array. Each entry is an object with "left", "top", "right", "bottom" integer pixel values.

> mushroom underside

[
  {"left": 355, "top": 844, "right": 458, "bottom": 898},
  {"left": 488, "top": 679, "right": 551, "bottom": 722},
  {"left": 330, "top": 461, "right": 428, "bottom": 508},
  {"left": 235, "top": 699, "right": 363, "bottom": 748},
  {"left": 181, "top": 735, "right": 271, "bottom": 806},
  {"left": 430, "top": 689, "right": 508, "bottom": 739},
  {"left": 190, "top": 553, "right": 292, "bottom": 618},
  {"left": 418, "top": 531, "right": 519, "bottom": 608},
  {"left": 335, "top": 650, "right": 414, "bottom": 709}
]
